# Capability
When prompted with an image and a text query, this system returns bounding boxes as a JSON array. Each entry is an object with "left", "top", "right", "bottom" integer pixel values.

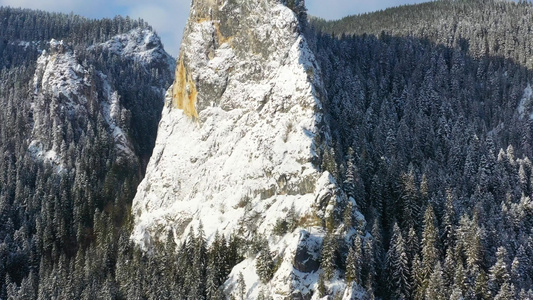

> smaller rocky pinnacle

[{"left": 49, "top": 39, "right": 69, "bottom": 54}]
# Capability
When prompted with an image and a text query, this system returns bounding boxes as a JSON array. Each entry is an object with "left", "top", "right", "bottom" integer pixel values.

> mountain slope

[
  {"left": 0, "top": 7, "right": 174, "bottom": 299},
  {"left": 4, "top": 0, "right": 533, "bottom": 299},
  {"left": 305, "top": 0, "right": 533, "bottom": 298}
]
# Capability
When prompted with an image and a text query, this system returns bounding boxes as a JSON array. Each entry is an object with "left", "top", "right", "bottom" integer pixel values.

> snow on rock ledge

[
  {"left": 90, "top": 28, "right": 175, "bottom": 72},
  {"left": 33, "top": 39, "right": 90, "bottom": 106},
  {"left": 131, "top": 0, "right": 350, "bottom": 298}
]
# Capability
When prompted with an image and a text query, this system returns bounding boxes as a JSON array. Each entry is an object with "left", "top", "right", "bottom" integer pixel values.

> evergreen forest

[
  {"left": 3, "top": 0, "right": 533, "bottom": 299},
  {"left": 307, "top": 0, "right": 533, "bottom": 298}
]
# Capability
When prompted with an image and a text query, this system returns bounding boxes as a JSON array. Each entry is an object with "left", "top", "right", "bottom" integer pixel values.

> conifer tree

[
  {"left": 494, "top": 281, "right": 516, "bottom": 300},
  {"left": 206, "top": 260, "right": 221, "bottom": 300},
  {"left": 387, "top": 223, "right": 410, "bottom": 299},
  {"left": 411, "top": 254, "right": 424, "bottom": 300},
  {"left": 345, "top": 247, "right": 357, "bottom": 284},
  {"left": 425, "top": 262, "right": 446, "bottom": 300},
  {"left": 421, "top": 205, "right": 439, "bottom": 274},
  {"left": 363, "top": 238, "right": 377, "bottom": 289},
  {"left": 489, "top": 247, "right": 511, "bottom": 296},
  {"left": 406, "top": 226, "right": 419, "bottom": 262},
  {"left": 441, "top": 190, "right": 456, "bottom": 252},
  {"left": 400, "top": 170, "right": 421, "bottom": 230},
  {"left": 343, "top": 201, "right": 354, "bottom": 232},
  {"left": 317, "top": 272, "right": 328, "bottom": 298},
  {"left": 345, "top": 235, "right": 362, "bottom": 285},
  {"left": 236, "top": 272, "right": 246, "bottom": 300},
  {"left": 474, "top": 268, "right": 490, "bottom": 300},
  {"left": 416, "top": 205, "right": 439, "bottom": 298},
  {"left": 321, "top": 231, "right": 337, "bottom": 280},
  {"left": 256, "top": 242, "right": 275, "bottom": 284}
]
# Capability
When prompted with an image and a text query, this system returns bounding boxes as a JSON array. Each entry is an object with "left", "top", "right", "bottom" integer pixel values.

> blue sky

[{"left": 0, "top": 0, "right": 429, "bottom": 57}]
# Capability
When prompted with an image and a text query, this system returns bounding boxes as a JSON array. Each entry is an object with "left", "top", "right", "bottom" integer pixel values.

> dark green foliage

[
  {"left": 343, "top": 201, "right": 355, "bottom": 232},
  {"left": 489, "top": 247, "right": 511, "bottom": 296},
  {"left": 317, "top": 272, "right": 328, "bottom": 298},
  {"left": 425, "top": 262, "right": 445, "bottom": 300},
  {"left": 272, "top": 219, "right": 289, "bottom": 236},
  {"left": 236, "top": 272, "right": 246, "bottom": 300},
  {"left": 307, "top": 0, "right": 533, "bottom": 298},
  {"left": 80, "top": 226, "right": 242, "bottom": 300},
  {"left": 0, "top": 7, "right": 173, "bottom": 299},
  {"left": 320, "top": 231, "right": 338, "bottom": 280},
  {"left": 386, "top": 223, "right": 410, "bottom": 299},
  {"left": 272, "top": 204, "right": 297, "bottom": 236},
  {"left": 255, "top": 242, "right": 275, "bottom": 284},
  {"left": 420, "top": 205, "right": 439, "bottom": 295},
  {"left": 345, "top": 235, "right": 363, "bottom": 285}
]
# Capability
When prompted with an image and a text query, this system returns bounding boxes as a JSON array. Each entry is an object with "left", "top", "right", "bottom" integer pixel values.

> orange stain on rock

[{"left": 172, "top": 56, "right": 198, "bottom": 119}]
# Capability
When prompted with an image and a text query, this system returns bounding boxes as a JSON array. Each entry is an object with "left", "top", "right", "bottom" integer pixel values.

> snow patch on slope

[
  {"left": 28, "top": 140, "right": 64, "bottom": 172},
  {"left": 9, "top": 40, "right": 41, "bottom": 51},
  {"left": 518, "top": 84, "right": 533, "bottom": 120}
]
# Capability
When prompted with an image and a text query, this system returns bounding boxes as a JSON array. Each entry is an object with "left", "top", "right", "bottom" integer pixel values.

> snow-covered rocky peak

[
  {"left": 131, "top": 0, "right": 357, "bottom": 298},
  {"left": 92, "top": 28, "right": 174, "bottom": 70},
  {"left": 170, "top": 0, "right": 315, "bottom": 115},
  {"left": 48, "top": 39, "right": 67, "bottom": 54}
]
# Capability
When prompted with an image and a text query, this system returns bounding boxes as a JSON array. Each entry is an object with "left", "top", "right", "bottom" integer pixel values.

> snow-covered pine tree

[
  {"left": 321, "top": 231, "right": 338, "bottom": 280},
  {"left": 255, "top": 242, "right": 275, "bottom": 284},
  {"left": 345, "top": 235, "right": 363, "bottom": 285},
  {"left": 425, "top": 262, "right": 446, "bottom": 300},
  {"left": 421, "top": 205, "right": 440, "bottom": 294},
  {"left": 489, "top": 247, "right": 511, "bottom": 296},
  {"left": 236, "top": 272, "right": 246, "bottom": 300},
  {"left": 386, "top": 222, "right": 410, "bottom": 299}
]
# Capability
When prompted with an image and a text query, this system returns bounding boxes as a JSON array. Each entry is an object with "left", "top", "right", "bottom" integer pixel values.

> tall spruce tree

[{"left": 387, "top": 223, "right": 410, "bottom": 299}]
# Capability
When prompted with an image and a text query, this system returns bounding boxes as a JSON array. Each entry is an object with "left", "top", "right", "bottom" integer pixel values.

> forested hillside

[
  {"left": 306, "top": 0, "right": 533, "bottom": 298},
  {"left": 3, "top": 0, "right": 533, "bottom": 299},
  {"left": 0, "top": 7, "right": 174, "bottom": 299}
]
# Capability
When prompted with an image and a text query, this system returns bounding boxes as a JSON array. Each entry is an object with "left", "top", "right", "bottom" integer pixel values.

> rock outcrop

[{"left": 131, "top": 1, "right": 359, "bottom": 298}]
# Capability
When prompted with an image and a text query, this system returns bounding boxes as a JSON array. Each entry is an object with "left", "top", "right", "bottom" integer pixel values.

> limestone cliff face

[
  {"left": 131, "top": 0, "right": 359, "bottom": 298},
  {"left": 172, "top": 0, "right": 313, "bottom": 114}
]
